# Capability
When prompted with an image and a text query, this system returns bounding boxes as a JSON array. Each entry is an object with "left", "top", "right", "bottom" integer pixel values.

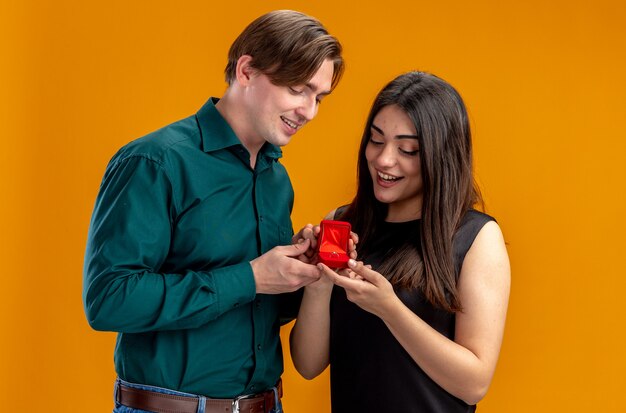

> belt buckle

[{"left": 232, "top": 393, "right": 252, "bottom": 413}]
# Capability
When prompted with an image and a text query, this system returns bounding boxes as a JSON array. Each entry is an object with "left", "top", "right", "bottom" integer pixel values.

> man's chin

[{"left": 268, "top": 134, "right": 293, "bottom": 147}]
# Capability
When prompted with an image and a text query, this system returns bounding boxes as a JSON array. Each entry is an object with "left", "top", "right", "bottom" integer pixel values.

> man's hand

[
  {"left": 291, "top": 224, "right": 320, "bottom": 263},
  {"left": 251, "top": 239, "right": 322, "bottom": 294},
  {"left": 347, "top": 231, "right": 359, "bottom": 260}
]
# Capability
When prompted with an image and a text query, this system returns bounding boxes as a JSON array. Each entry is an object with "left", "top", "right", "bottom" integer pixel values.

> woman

[{"left": 290, "top": 72, "right": 510, "bottom": 412}]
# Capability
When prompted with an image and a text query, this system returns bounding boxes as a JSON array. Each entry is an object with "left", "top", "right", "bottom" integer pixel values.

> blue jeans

[{"left": 113, "top": 378, "right": 283, "bottom": 413}]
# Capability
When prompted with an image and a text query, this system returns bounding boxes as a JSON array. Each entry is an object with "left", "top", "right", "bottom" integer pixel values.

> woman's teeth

[{"left": 378, "top": 171, "right": 400, "bottom": 182}]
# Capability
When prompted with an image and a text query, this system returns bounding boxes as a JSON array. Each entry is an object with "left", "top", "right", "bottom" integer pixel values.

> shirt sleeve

[
  {"left": 277, "top": 289, "right": 304, "bottom": 325},
  {"left": 83, "top": 155, "right": 256, "bottom": 333}
]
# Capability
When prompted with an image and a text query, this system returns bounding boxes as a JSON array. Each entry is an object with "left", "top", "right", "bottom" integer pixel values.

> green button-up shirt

[{"left": 84, "top": 98, "right": 298, "bottom": 397}]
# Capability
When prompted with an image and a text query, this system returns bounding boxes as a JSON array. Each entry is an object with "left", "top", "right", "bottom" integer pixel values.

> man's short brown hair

[{"left": 225, "top": 10, "right": 344, "bottom": 90}]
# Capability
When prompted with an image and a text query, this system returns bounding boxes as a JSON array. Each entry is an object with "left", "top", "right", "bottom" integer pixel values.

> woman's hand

[{"left": 318, "top": 259, "right": 398, "bottom": 318}]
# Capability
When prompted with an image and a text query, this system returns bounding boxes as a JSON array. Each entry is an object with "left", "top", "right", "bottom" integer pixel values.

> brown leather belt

[{"left": 117, "top": 380, "right": 282, "bottom": 413}]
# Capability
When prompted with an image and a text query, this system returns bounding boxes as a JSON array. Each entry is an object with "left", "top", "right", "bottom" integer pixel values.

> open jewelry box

[{"left": 317, "top": 220, "right": 351, "bottom": 268}]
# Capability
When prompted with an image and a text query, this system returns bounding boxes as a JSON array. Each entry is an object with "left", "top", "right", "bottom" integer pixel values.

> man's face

[{"left": 244, "top": 58, "right": 334, "bottom": 148}]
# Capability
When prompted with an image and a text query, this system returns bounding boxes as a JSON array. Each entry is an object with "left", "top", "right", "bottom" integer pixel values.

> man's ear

[{"left": 235, "top": 55, "right": 255, "bottom": 86}]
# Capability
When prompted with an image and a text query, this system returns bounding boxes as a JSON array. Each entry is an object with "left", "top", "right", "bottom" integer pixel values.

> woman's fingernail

[{"left": 348, "top": 259, "right": 356, "bottom": 267}]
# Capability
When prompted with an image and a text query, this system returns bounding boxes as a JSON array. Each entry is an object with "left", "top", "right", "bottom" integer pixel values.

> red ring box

[{"left": 317, "top": 220, "right": 351, "bottom": 268}]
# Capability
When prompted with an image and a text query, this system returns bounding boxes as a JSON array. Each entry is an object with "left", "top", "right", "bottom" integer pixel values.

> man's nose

[{"left": 296, "top": 96, "right": 318, "bottom": 121}]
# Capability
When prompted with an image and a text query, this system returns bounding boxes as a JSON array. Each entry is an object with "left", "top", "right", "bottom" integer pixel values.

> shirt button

[
  {"left": 257, "top": 344, "right": 262, "bottom": 351},
  {"left": 250, "top": 385, "right": 256, "bottom": 391},
  {"left": 259, "top": 215, "right": 264, "bottom": 222}
]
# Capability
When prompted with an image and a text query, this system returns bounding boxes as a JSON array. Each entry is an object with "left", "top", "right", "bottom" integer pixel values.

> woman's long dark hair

[{"left": 341, "top": 72, "right": 482, "bottom": 312}]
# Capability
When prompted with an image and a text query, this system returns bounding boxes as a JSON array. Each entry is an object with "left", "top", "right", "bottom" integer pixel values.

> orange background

[{"left": 1, "top": 1, "right": 625, "bottom": 411}]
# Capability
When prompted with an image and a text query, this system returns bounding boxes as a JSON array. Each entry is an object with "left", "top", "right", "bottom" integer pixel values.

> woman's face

[{"left": 365, "top": 104, "right": 423, "bottom": 222}]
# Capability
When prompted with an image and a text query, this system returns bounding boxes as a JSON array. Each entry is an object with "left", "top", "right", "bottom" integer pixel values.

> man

[{"left": 83, "top": 10, "right": 344, "bottom": 413}]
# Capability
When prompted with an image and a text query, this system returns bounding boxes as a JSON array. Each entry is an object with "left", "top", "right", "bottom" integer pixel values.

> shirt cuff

[{"left": 211, "top": 262, "right": 257, "bottom": 313}]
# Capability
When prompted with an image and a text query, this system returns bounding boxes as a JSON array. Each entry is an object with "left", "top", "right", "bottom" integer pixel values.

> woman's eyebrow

[{"left": 371, "top": 123, "right": 418, "bottom": 140}]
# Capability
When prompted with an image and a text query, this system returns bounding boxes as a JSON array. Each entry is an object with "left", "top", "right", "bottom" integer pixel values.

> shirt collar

[{"left": 196, "top": 97, "right": 283, "bottom": 160}]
